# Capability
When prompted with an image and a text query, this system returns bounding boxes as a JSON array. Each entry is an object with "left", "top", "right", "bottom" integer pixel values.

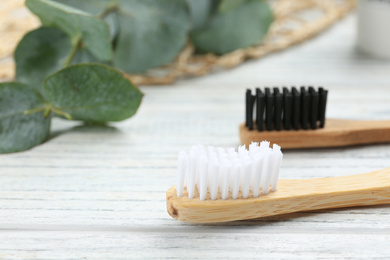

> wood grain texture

[
  {"left": 1, "top": 14, "right": 390, "bottom": 258},
  {"left": 1, "top": 230, "right": 390, "bottom": 259},
  {"left": 167, "top": 168, "right": 390, "bottom": 223},
  {"left": 240, "top": 119, "right": 390, "bottom": 148}
]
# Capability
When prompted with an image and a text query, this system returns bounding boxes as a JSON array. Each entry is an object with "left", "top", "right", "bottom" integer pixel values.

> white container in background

[{"left": 357, "top": 0, "right": 390, "bottom": 59}]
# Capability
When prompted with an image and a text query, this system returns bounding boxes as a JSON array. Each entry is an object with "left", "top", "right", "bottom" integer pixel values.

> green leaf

[
  {"left": 15, "top": 27, "right": 72, "bottom": 94},
  {"left": 218, "top": 0, "right": 246, "bottom": 13},
  {"left": 52, "top": 0, "right": 115, "bottom": 16},
  {"left": 51, "top": 0, "right": 119, "bottom": 41},
  {"left": 185, "top": 0, "right": 216, "bottom": 30},
  {"left": 43, "top": 64, "right": 143, "bottom": 122},
  {"left": 191, "top": 0, "right": 273, "bottom": 55},
  {"left": 0, "top": 82, "right": 51, "bottom": 154},
  {"left": 26, "top": 0, "right": 112, "bottom": 61},
  {"left": 15, "top": 27, "right": 107, "bottom": 92},
  {"left": 52, "top": 0, "right": 191, "bottom": 73},
  {"left": 113, "top": 0, "right": 191, "bottom": 73}
]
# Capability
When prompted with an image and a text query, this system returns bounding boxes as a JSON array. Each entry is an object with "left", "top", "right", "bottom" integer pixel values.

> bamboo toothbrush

[
  {"left": 240, "top": 87, "right": 390, "bottom": 149},
  {"left": 166, "top": 142, "right": 390, "bottom": 223}
]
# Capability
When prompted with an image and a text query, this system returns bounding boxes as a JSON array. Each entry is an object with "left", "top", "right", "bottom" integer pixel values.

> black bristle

[
  {"left": 283, "top": 87, "right": 292, "bottom": 130},
  {"left": 309, "top": 87, "right": 319, "bottom": 129},
  {"left": 300, "top": 87, "right": 310, "bottom": 130},
  {"left": 256, "top": 88, "right": 265, "bottom": 131},
  {"left": 274, "top": 88, "right": 283, "bottom": 131},
  {"left": 245, "top": 89, "right": 251, "bottom": 127},
  {"left": 265, "top": 88, "right": 273, "bottom": 131},
  {"left": 292, "top": 87, "right": 300, "bottom": 130},
  {"left": 318, "top": 87, "right": 328, "bottom": 127},
  {"left": 245, "top": 86, "right": 328, "bottom": 132},
  {"left": 247, "top": 90, "right": 256, "bottom": 130}
]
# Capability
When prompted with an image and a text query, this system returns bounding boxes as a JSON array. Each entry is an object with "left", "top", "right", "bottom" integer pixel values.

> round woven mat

[{"left": 0, "top": 0, "right": 355, "bottom": 85}]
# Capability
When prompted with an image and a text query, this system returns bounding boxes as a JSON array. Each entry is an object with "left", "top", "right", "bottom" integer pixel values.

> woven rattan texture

[{"left": 0, "top": 0, "right": 355, "bottom": 85}]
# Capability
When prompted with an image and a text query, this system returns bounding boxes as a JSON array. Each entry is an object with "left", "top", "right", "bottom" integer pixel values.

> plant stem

[
  {"left": 64, "top": 38, "right": 80, "bottom": 67},
  {"left": 24, "top": 105, "right": 72, "bottom": 120},
  {"left": 44, "top": 107, "right": 51, "bottom": 118},
  {"left": 50, "top": 106, "right": 72, "bottom": 120},
  {"left": 24, "top": 106, "right": 46, "bottom": 115}
]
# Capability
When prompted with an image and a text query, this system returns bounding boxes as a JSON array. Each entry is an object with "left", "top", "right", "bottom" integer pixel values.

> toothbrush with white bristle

[
  {"left": 167, "top": 141, "right": 390, "bottom": 223},
  {"left": 175, "top": 141, "right": 283, "bottom": 201}
]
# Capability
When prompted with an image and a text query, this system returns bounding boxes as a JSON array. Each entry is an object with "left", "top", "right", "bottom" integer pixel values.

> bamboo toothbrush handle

[
  {"left": 239, "top": 119, "right": 390, "bottom": 149},
  {"left": 166, "top": 168, "right": 390, "bottom": 223}
]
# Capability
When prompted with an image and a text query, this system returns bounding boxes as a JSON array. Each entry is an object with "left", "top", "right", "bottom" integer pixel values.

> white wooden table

[{"left": 2, "top": 13, "right": 390, "bottom": 259}]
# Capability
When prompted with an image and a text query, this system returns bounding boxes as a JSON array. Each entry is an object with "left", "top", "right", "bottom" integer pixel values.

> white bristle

[
  {"left": 240, "top": 159, "right": 252, "bottom": 199},
  {"left": 260, "top": 141, "right": 270, "bottom": 150},
  {"left": 198, "top": 156, "right": 208, "bottom": 201},
  {"left": 230, "top": 160, "right": 241, "bottom": 199},
  {"left": 176, "top": 151, "right": 187, "bottom": 197},
  {"left": 251, "top": 154, "right": 263, "bottom": 197},
  {"left": 176, "top": 142, "right": 283, "bottom": 200},
  {"left": 271, "top": 144, "right": 283, "bottom": 192},
  {"left": 227, "top": 147, "right": 235, "bottom": 154},
  {"left": 249, "top": 142, "right": 260, "bottom": 158},
  {"left": 228, "top": 149, "right": 238, "bottom": 160},
  {"left": 186, "top": 150, "right": 197, "bottom": 199},
  {"left": 261, "top": 150, "right": 272, "bottom": 195},
  {"left": 238, "top": 145, "right": 248, "bottom": 158},
  {"left": 220, "top": 161, "right": 231, "bottom": 200},
  {"left": 209, "top": 158, "right": 220, "bottom": 200}
]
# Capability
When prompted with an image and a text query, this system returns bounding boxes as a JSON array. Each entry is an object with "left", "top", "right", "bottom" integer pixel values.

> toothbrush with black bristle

[
  {"left": 166, "top": 142, "right": 390, "bottom": 223},
  {"left": 240, "top": 86, "right": 390, "bottom": 149}
]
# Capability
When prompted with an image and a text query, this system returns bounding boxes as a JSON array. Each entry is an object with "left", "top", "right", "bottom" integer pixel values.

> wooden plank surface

[{"left": 2, "top": 13, "right": 390, "bottom": 259}]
